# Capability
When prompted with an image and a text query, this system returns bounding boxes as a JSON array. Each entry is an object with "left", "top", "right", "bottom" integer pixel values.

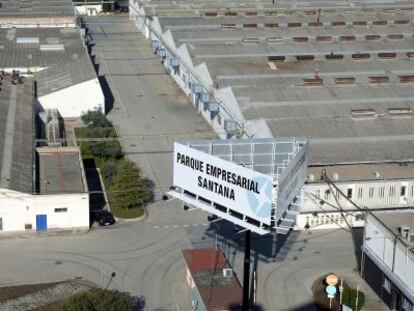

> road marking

[
  {"left": 192, "top": 224, "right": 199, "bottom": 227},
  {"left": 153, "top": 226, "right": 160, "bottom": 229},
  {"left": 182, "top": 224, "right": 189, "bottom": 227},
  {"left": 163, "top": 225, "right": 170, "bottom": 228},
  {"left": 173, "top": 225, "right": 179, "bottom": 228},
  {"left": 202, "top": 223, "right": 209, "bottom": 226}
]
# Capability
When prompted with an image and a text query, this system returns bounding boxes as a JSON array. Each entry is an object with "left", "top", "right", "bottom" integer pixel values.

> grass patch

[
  {"left": 0, "top": 282, "right": 62, "bottom": 303},
  {"left": 75, "top": 113, "right": 151, "bottom": 219}
]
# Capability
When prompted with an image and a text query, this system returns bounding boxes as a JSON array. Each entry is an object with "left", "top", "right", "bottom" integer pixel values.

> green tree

[
  {"left": 111, "top": 161, "right": 151, "bottom": 209},
  {"left": 102, "top": 162, "right": 118, "bottom": 184},
  {"left": 81, "top": 110, "right": 112, "bottom": 128},
  {"left": 61, "top": 288, "right": 132, "bottom": 311}
]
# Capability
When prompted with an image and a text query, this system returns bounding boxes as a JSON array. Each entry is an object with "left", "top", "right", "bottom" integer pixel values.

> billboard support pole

[{"left": 242, "top": 229, "right": 251, "bottom": 310}]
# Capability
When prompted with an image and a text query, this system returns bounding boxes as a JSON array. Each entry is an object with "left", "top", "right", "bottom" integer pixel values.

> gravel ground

[{"left": 0, "top": 280, "right": 96, "bottom": 311}]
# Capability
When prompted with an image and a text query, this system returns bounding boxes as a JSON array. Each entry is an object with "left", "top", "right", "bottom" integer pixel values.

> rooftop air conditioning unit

[
  {"left": 223, "top": 268, "right": 233, "bottom": 277},
  {"left": 333, "top": 172, "right": 339, "bottom": 180},
  {"left": 309, "top": 174, "right": 315, "bottom": 181}
]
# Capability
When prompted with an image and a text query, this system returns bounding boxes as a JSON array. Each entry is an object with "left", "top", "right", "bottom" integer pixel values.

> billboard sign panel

[{"left": 173, "top": 142, "right": 273, "bottom": 225}]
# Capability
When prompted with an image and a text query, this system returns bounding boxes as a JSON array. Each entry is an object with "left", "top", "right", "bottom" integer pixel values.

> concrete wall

[
  {"left": 37, "top": 78, "right": 105, "bottom": 118},
  {"left": 0, "top": 189, "right": 89, "bottom": 232}
]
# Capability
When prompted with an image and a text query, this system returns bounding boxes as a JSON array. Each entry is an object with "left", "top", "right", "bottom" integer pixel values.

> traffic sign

[
  {"left": 326, "top": 285, "right": 337, "bottom": 295},
  {"left": 326, "top": 274, "right": 339, "bottom": 286}
]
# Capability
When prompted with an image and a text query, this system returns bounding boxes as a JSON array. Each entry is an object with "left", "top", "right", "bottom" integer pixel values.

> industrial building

[
  {"left": 0, "top": 73, "right": 89, "bottom": 232},
  {"left": 0, "top": 1, "right": 98, "bottom": 232},
  {"left": 0, "top": 0, "right": 104, "bottom": 117},
  {"left": 361, "top": 211, "right": 414, "bottom": 311},
  {"left": 129, "top": 0, "right": 414, "bottom": 165},
  {"left": 129, "top": 0, "right": 414, "bottom": 231},
  {"left": 296, "top": 163, "right": 414, "bottom": 230}
]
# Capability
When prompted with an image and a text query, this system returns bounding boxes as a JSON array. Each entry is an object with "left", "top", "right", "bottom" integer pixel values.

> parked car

[{"left": 91, "top": 210, "right": 116, "bottom": 226}]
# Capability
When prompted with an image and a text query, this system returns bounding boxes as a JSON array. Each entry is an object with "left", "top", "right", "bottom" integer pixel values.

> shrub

[
  {"left": 88, "top": 142, "right": 123, "bottom": 160},
  {"left": 81, "top": 110, "right": 112, "bottom": 128},
  {"left": 111, "top": 161, "right": 151, "bottom": 210},
  {"left": 61, "top": 288, "right": 132, "bottom": 311}
]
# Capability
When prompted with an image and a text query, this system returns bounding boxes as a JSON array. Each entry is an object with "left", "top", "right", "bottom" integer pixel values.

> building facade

[
  {"left": 361, "top": 211, "right": 414, "bottom": 311},
  {"left": 295, "top": 164, "right": 414, "bottom": 231}
]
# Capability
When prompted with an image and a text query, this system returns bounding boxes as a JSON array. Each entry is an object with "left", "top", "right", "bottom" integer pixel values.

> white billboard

[{"left": 173, "top": 142, "right": 273, "bottom": 225}]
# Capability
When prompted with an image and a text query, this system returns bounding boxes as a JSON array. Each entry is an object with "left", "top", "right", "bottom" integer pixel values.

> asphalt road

[{"left": 0, "top": 15, "right": 384, "bottom": 311}]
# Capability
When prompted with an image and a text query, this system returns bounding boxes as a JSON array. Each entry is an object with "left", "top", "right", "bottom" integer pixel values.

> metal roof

[
  {"left": 0, "top": 74, "right": 34, "bottom": 193},
  {"left": 0, "top": 27, "right": 97, "bottom": 96},
  {"left": 0, "top": 0, "right": 74, "bottom": 18},
  {"left": 136, "top": 0, "right": 414, "bottom": 164},
  {"left": 37, "top": 147, "right": 87, "bottom": 194}
]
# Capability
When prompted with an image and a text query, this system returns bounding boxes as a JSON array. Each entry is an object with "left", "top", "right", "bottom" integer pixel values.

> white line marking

[
  {"left": 163, "top": 225, "right": 170, "bottom": 228},
  {"left": 192, "top": 224, "right": 199, "bottom": 227},
  {"left": 173, "top": 225, "right": 179, "bottom": 228}
]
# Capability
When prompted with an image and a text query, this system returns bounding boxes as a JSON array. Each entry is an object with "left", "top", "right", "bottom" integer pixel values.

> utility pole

[{"left": 242, "top": 230, "right": 251, "bottom": 310}]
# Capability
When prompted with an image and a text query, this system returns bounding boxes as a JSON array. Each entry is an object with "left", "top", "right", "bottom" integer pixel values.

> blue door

[{"left": 36, "top": 215, "right": 47, "bottom": 231}]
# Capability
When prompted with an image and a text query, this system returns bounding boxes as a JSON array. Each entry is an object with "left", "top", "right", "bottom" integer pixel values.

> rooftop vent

[
  {"left": 331, "top": 21, "right": 346, "bottom": 27},
  {"left": 264, "top": 11, "right": 277, "bottom": 16},
  {"left": 205, "top": 12, "right": 218, "bottom": 17},
  {"left": 335, "top": 77, "right": 355, "bottom": 84},
  {"left": 309, "top": 174, "right": 315, "bottom": 181},
  {"left": 325, "top": 54, "right": 344, "bottom": 60},
  {"left": 351, "top": 109, "right": 376, "bottom": 118},
  {"left": 222, "top": 24, "right": 236, "bottom": 29},
  {"left": 303, "top": 78, "right": 323, "bottom": 85},
  {"left": 373, "top": 171, "right": 380, "bottom": 178},
  {"left": 265, "top": 23, "right": 278, "bottom": 28},
  {"left": 353, "top": 21, "right": 367, "bottom": 26},
  {"left": 333, "top": 172, "right": 339, "bottom": 180},
  {"left": 245, "top": 12, "right": 257, "bottom": 16},
  {"left": 378, "top": 52, "right": 396, "bottom": 59},
  {"left": 399, "top": 75, "right": 414, "bottom": 83},
  {"left": 369, "top": 76, "right": 389, "bottom": 83},
  {"left": 388, "top": 107, "right": 413, "bottom": 115},
  {"left": 373, "top": 20, "right": 387, "bottom": 26},
  {"left": 387, "top": 34, "right": 404, "bottom": 40},
  {"left": 267, "top": 37, "right": 283, "bottom": 43},
  {"left": 366, "top": 35, "right": 381, "bottom": 41},
  {"left": 287, "top": 22, "right": 302, "bottom": 28},
  {"left": 296, "top": 55, "right": 315, "bottom": 61},
  {"left": 316, "top": 36, "right": 332, "bottom": 42},
  {"left": 394, "top": 20, "right": 409, "bottom": 25},
  {"left": 225, "top": 12, "right": 237, "bottom": 16},
  {"left": 268, "top": 55, "right": 285, "bottom": 62},
  {"left": 16, "top": 37, "right": 39, "bottom": 44},
  {"left": 243, "top": 24, "right": 258, "bottom": 28},
  {"left": 293, "top": 37, "right": 308, "bottom": 43},
  {"left": 40, "top": 44, "right": 64, "bottom": 51},
  {"left": 340, "top": 35, "right": 356, "bottom": 41},
  {"left": 352, "top": 53, "right": 370, "bottom": 60}
]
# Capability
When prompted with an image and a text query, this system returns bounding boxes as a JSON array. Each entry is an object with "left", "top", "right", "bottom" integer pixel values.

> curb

[{"left": 114, "top": 205, "right": 148, "bottom": 223}]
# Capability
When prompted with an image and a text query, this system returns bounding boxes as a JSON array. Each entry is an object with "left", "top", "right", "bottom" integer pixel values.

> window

[
  {"left": 401, "top": 186, "right": 406, "bottom": 196},
  {"left": 390, "top": 186, "right": 395, "bottom": 197},
  {"left": 347, "top": 188, "right": 353, "bottom": 199},
  {"left": 383, "top": 277, "right": 391, "bottom": 293},
  {"left": 411, "top": 186, "right": 414, "bottom": 196},
  {"left": 324, "top": 190, "right": 330, "bottom": 200},
  {"left": 369, "top": 187, "right": 374, "bottom": 198},
  {"left": 358, "top": 188, "right": 363, "bottom": 199},
  {"left": 315, "top": 189, "right": 321, "bottom": 199},
  {"left": 321, "top": 215, "right": 325, "bottom": 224},
  {"left": 379, "top": 187, "right": 385, "bottom": 198},
  {"left": 0, "top": 217, "right": 2, "bottom": 231},
  {"left": 55, "top": 208, "right": 68, "bottom": 213}
]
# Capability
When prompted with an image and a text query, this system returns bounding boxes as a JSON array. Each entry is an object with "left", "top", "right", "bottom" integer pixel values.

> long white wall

[
  {"left": 295, "top": 178, "right": 414, "bottom": 230},
  {"left": 0, "top": 189, "right": 89, "bottom": 232},
  {"left": 38, "top": 78, "right": 105, "bottom": 118}
]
